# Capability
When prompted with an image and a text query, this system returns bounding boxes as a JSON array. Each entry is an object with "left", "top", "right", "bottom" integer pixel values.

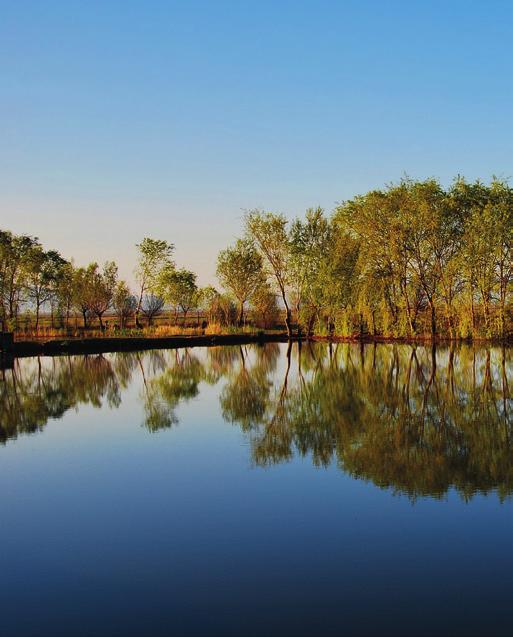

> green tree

[
  {"left": 89, "top": 262, "right": 118, "bottom": 330},
  {"left": 156, "top": 267, "right": 198, "bottom": 325},
  {"left": 72, "top": 264, "right": 95, "bottom": 328},
  {"left": 217, "top": 238, "right": 264, "bottom": 326},
  {"left": 245, "top": 210, "right": 293, "bottom": 338},
  {"left": 0, "top": 230, "right": 38, "bottom": 329},
  {"left": 289, "top": 207, "right": 334, "bottom": 335},
  {"left": 134, "top": 238, "right": 174, "bottom": 327},
  {"left": 25, "top": 248, "right": 67, "bottom": 330}
]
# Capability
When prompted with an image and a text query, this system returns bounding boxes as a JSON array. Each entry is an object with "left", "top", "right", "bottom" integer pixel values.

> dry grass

[{"left": 153, "top": 325, "right": 203, "bottom": 337}]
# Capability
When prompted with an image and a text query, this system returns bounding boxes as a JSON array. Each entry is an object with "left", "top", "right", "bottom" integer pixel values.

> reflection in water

[{"left": 1, "top": 343, "right": 512, "bottom": 500}]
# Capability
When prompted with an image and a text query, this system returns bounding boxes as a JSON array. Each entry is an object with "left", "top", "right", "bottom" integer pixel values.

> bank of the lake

[
  {"left": 4, "top": 330, "right": 513, "bottom": 360},
  {"left": 4, "top": 331, "right": 292, "bottom": 358}
]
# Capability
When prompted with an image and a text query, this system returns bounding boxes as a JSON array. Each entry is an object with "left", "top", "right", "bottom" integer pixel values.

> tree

[
  {"left": 289, "top": 207, "right": 333, "bottom": 334},
  {"left": 72, "top": 264, "right": 95, "bottom": 329},
  {"left": 25, "top": 248, "right": 67, "bottom": 330},
  {"left": 89, "top": 262, "right": 118, "bottom": 330},
  {"left": 489, "top": 179, "right": 513, "bottom": 338},
  {"left": 250, "top": 282, "right": 278, "bottom": 328},
  {"left": 141, "top": 293, "right": 165, "bottom": 326},
  {"left": 216, "top": 238, "right": 264, "bottom": 326},
  {"left": 245, "top": 210, "right": 293, "bottom": 338},
  {"left": 113, "top": 281, "right": 137, "bottom": 328},
  {"left": 55, "top": 262, "right": 75, "bottom": 329},
  {"left": 157, "top": 268, "right": 198, "bottom": 324},
  {"left": 0, "top": 230, "right": 38, "bottom": 329},
  {"left": 197, "top": 287, "right": 236, "bottom": 326},
  {"left": 197, "top": 286, "right": 220, "bottom": 325},
  {"left": 134, "top": 238, "right": 174, "bottom": 327}
]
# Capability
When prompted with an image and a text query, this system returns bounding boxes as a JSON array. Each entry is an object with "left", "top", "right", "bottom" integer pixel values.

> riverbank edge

[
  {"left": 5, "top": 332, "right": 294, "bottom": 358},
  {"left": 4, "top": 331, "right": 513, "bottom": 359}
]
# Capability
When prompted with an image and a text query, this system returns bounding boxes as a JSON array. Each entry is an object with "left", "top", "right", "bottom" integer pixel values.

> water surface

[{"left": 1, "top": 343, "right": 512, "bottom": 636}]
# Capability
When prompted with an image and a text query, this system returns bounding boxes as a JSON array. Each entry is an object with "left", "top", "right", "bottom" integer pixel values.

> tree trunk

[
  {"left": 483, "top": 296, "right": 490, "bottom": 334},
  {"left": 371, "top": 310, "right": 377, "bottom": 336},
  {"left": 470, "top": 287, "right": 476, "bottom": 337},
  {"left": 429, "top": 301, "right": 436, "bottom": 339},
  {"left": 306, "top": 312, "right": 316, "bottom": 339},
  {"left": 400, "top": 275, "right": 417, "bottom": 336},
  {"left": 135, "top": 287, "right": 144, "bottom": 329},
  {"left": 238, "top": 301, "right": 244, "bottom": 327},
  {"left": 284, "top": 306, "right": 292, "bottom": 339},
  {"left": 82, "top": 309, "right": 88, "bottom": 329},
  {"left": 499, "top": 286, "right": 507, "bottom": 339}
]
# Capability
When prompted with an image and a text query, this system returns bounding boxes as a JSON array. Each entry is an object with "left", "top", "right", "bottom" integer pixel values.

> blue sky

[{"left": 1, "top": 0, "right": 512, "bottom": 285}]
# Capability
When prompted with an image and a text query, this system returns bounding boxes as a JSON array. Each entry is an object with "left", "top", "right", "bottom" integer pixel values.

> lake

[{"left": 0, "top": 342, "right": 512, "bottom": 636}]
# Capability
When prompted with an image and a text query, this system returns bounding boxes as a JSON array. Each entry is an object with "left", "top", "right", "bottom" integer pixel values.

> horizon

[{"left": 2, "top": 1, "right": 512, "bottom": 286}]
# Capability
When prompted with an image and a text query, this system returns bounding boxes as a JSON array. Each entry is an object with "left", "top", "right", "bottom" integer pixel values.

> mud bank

[{"left": 6, "top": 332, "right": 294, "bottom": 359}]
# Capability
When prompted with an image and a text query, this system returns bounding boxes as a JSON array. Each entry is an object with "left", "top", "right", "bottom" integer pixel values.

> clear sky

[{"left": 1, "top": 0, "right": 512, "bottom": 286}]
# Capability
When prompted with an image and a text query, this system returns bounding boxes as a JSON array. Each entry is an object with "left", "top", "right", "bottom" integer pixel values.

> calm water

[{"left": 0, "top": 342, "right": 512, "bottom": 637}]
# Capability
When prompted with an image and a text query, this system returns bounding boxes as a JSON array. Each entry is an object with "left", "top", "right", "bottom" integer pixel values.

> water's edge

[{"left": 4, "top": 332, "right": 513, "bottom": 361}]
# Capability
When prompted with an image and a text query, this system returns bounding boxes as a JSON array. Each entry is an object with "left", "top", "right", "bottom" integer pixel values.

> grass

[{"left": 14, "top": 322, "right": 267, "bottom": 341}]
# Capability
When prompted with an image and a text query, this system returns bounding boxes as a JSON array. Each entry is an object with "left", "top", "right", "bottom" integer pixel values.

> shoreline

[
  {"left": 4, "top": 332, "right": 293, "bottom": 359},
  {"left": 2, "top": 331, "right": 512, "bottom": 360}
]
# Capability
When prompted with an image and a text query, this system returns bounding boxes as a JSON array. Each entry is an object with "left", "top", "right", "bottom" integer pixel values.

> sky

[{"left": 1, "top": 0, "right": 512, "bottom": 286}]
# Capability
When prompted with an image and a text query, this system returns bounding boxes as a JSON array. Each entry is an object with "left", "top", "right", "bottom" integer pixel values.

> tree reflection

[
  {"left": 220, "top": 344, "right": 279, "bottom": 431},
  {"left": 228, "top": 343, "right": 513, "bottom": 501},
  {"left": 1, "top": 342, "right": 512, "bottom": 501},
  {"left": 0, "top": 354, "right": 120, "bottom": 443},
  {"left": 140, "top": 349, "right": 205, "bottom": 432}
]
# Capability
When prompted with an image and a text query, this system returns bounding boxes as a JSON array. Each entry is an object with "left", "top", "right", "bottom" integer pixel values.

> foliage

[
  {"left": 216, "top": 238, "right": 264, "bottom": 325},
  {"left": 245, "top": 210, "right": 293, "bottom": 337},
  {"left": 134, "top": 237, "right": 174, "bottom": 326},
  {"left": 2, "top": 174, "right": 513, "bottom": 340},
  {"left": 113, "top": 281, "right": 137, "bottom": 328},
  {"left": 156, "top": 267, "right": 198, "bottom": 322}
]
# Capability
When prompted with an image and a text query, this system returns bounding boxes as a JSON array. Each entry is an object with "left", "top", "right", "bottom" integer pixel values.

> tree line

[
  {"left": 236, "top": 176, "right": 513, "bottom": 339},
  {"left": 0, "top": 232, "right": 270, "bottom": 333},
  {"left": 1, "top": 176, "right": 512, "bottom": 339}
]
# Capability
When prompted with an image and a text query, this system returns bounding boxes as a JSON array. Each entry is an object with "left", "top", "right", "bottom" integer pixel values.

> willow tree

[
  {"left": 489, "top": 179, "right": 513, "bottom": 337},
  {"left": 334, "top": 178, "right": 468, "bottom": 338},
  {"left": 289, "top": 207, "right": 333, "bottom": 335},
  {"left": 403, "top": 179, "right": 447, "bottom": 338},
  {"left": 245, "top": 210, "right": 292, "bottom": 338},
  {"left": 334, "top": 190, "right": 414, "bottom": 336},
  {"left": 216, "top": 238, "right": 264, "bottom": 326}
]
